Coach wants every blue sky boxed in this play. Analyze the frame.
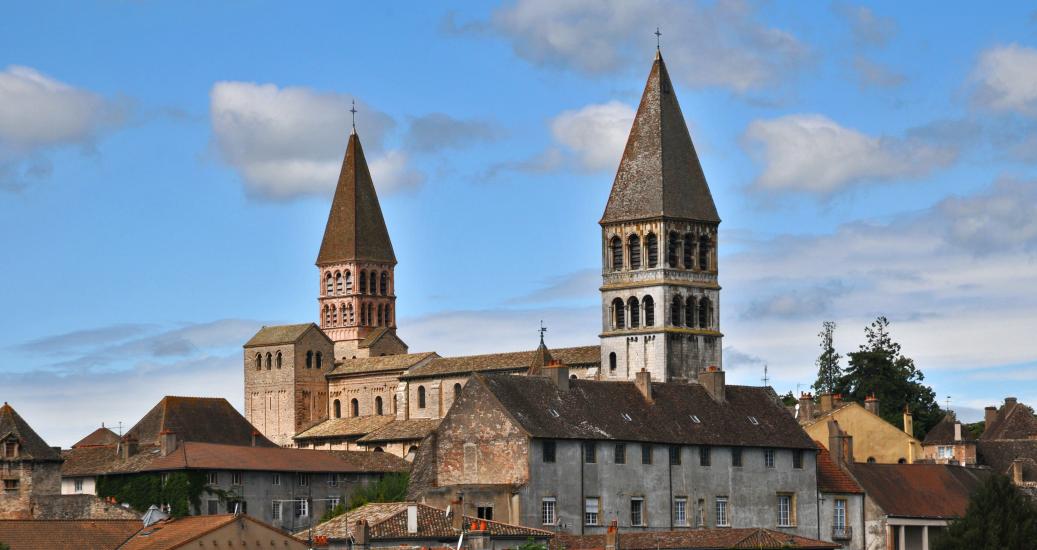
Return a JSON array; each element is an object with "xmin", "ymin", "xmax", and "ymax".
[{"xmin": 3, "ymin": 1, "xmax": 1037, "ymax": 446}]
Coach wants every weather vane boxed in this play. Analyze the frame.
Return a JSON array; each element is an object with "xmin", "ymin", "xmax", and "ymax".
[
  {"xmin": 539, "ymin": 320, "xmax": 547, "ymax": 345},
  {"xmin": 762, "ymin": 364, "xmax": 769, "ymax": 386},
  {"xmin": 655, "ymin": 27, "xmax": 662, "ymax": 51},
  {"xmin": 350, "ymin": 99, "xmax": 358, "ymax": 131}
]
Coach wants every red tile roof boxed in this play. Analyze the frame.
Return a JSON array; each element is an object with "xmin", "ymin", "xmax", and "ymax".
[
  {"xmin": 815, "ymin": 442, "xmax": 863, "ymax": 494},
  {"xmin": 125, "ymin": 396, "xmax": 276, "ymax": 448},
  {"xmin": 118, "ymin": 514, "xmax": 305, "ymax": 550},
  {"xmin": 72, "ymin": 427, "xmax": 122, "ymax": 448},
  {"xmin": 849, "ymin": 463, "xmax": 989, "ymax": 519},
  {"xmin": 307, "ymin": 502, "xmax": 552, "ymax": 541},
  {"xmin": 554, "ymin": 528, "xmax": 839, "ymax": 550},
  {"xmin": 0, "ymin": 519, "xmax": 140, "ymax": 550},
  {"xmin": 142, "ymin": 441, "xmax": 409, "ymax": 473}
]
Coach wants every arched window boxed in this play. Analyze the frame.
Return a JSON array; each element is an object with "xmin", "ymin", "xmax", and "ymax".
[
  {"xmin": 418, "ymin": 386, "xmax": 427, "ymax": 409},
  {"xmin": 323, "ymin": 305, "xmax": 331, "ymax": 327},
  {"xmin": 369, "ymin": 271, "xmax": 377, "ymax": 294},
  {"xmin": 628, "ymin": 297, "xmax": 640, "ymax": 328},
  {"xmin": 671, "ymin": 296, "xmax": 682, "ymax": 326},
  {"xmin": 628, "ymin": 234, "xmax": 641, "ymax": 269},
  {"xmin": 612, "ymin": 298, "xmax": 626, "ymax": 329},
  {"xmin": 376, "ymin": 304, "xmax": 383, "ymax": 327},
  {"xmin": 380, "ymin": 272, "xmax": 388, "ymax": 296},
  {"xmin": 453, "ymin": 383, "xmax": 463, "ymax": 401},
  {"xmin": 698, "ymin": 235, "xmax": 711, "ymax": 271},
  {"xmin": 347, "ymin": 303, "xmax": 354, "ymax": 324},
  {"xmin": 368, "ymin": 304, "xmax": 374, "ymax": 326},
  {"xmin": 643, "ymin": 295, "xmax": 655, "ymax": 327},
  {"xmin": 359, "ymin": 272, "xmax": 367, "ymax": 294},
  {"xmin": 265, "ymin": 352, "xmax": 272, "ymax": 370},
  {"xmin": 335, "ymin": 272, "xmax": 343, "ymax": 294},
  {"xmin": 385, "ymin": 305, "xmax": 392, "ymax": 327},
  {"xmin": 325, "ymin": 272, "xmax": 333, "ymax": 295},
  {"xmin": 683, "ymin": 233, "xmax": 695, "ymax": 268},
  {"xmin": 306, "ymin": 351, "xmax": 313, "ymax": 369},
  {"xmin": 340, "ymin": 304, "xmax": 347, "ymax": 325},
  {"xmin": 333, "ymin": 400, "xmax": 341, "ymax": 418},
  {"xmin": 360, "ymin": 303, "xmax": 367, "ymax": 326},
  {"xmin": 350, "ymin": 399, "xmax": 359, "ymax": 417},
  {"xmin": 646, "ymin": 233, "xmax": 658, "ymax": 268},
  {"xmin": 275, "ymin": 352, "xmax": 282, "ymax": 369},
  {"xmin": 685, "ymin": 297, "xmax": 696, "ymax": 328},
  {"xmin": 698, "ymin": 297, "xmax": 711, "ymax": 329},
  {"xmin": 375, "ymin": 396, "xmax": 383, "ymax": 416},
  {"xmin": 331, "ymin": 306, "xmax": 338, "ymax": 325},
  {"xmin": 610, "ymin": 236, "xmax": 623, "ymax": 271},
  {"xmin": 255, "ymin": 353, "xmax": 262, "ymax": 371},
  {"xmin": 608, "ymin": 352, "xmax": 617, "ymax": 371},
  {"xmin": 316, "ymin": 352, "xmax": 323, "ymax": 370},
  {"xmin": 393, "ymin": 394, "xmax": 398, "ymax": 414},
  {"xmin": 667, "ymin": 232, "xmax": 680, "ymax": 267}
]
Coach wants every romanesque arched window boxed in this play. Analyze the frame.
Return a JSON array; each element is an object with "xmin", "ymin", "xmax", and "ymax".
[
  {"xmin": 671, "ymin": 296, "xmax": 682, "ymax": 326},
  {"xmin": 333, "ymin": 399, "xmax": 341, "ymax": 418},
  {"xmin": 685, "ymin": 297, "xmax": 696, "ymax": 328},
  {"xmin": 646, "ymin": 233, "xmax": 658, "ymax": 268},
  {"xmin": 325, "ymin": 272, "xmax": 333, "ymax": 295},
  {"xmin": 612, "ymin": 298, "xmax": 626, "ymax": 329},
  {"xmin": 345, "ymin": 270, "xmax": 353, "ymax": 292},
  {"xmin": 628, "ymin": 234, "xmax": 641, "ymax": 269},
  {"xmin": 335, "ymin": 271, "xmax": 343, "ymax": 294},
  {"xmin": 255, "ymin": 353, "xmax": 262, "ymax": 371},
  {"xmin": 368, "ymin": 304, "xmax": 374, "ymax": 325},
  {"xmin": 683, "ymin": 233, "xmax": 695, "ymax": 268},
  {"xmin": 609, "ymin": 352, "xmax": 617, "ymax": 371},
  {"xmin": 698, "ymin": 297, "xmax": 711, "ymax": 329},
  {"xmin": 376, "ymin": 304, "xmax": 383, "ymax": 327},
  {"xmin": 453, "ymin": 383, "xmax": 463, "ymax": 401},
  {"xmin": 340, "ymin": 304, "xmax": 347, "ymax": 326},
  {"xmin": 668, "ymin": 232, "xmax": 680, "ymax": 267},
  {"xmin": 265, "ymin": 352, "xmax": 272, "ymax": 370},
  {"xmin": 350, "ymin": 399, "xmax": 359, "ymax": 417},
  {"xmin": 323, "ymin": 305, "xmax": 331, "ymax": 327},
  {"xmin": 331, "ymin": 307, "xmax": 338, "ymax": 325},
  {"xmin": 698, "ymin": 235, "xmax": 711, "ymax": 271},
  {"xmin": 418, "ymin": 386, "xmax": 427, "ymax": 409},
  {"xmin": 359, "ymin": 271, "xmax": 367, "ymax": 294},
  {"xmin": 368, "ymin": 271, "xmax": 377, "ymax": 294},
  {"xmin": 360, "ymin": 303, "xmax": 367, "ymax": 326},
  {"xmin": 610, "ymin": 236, "xmax": 623, "ymax": 271},
  {"xmin": 393, "ymin": 394, "xmax": 398, "ymax": 414},
  {"xmin": 275, "ymin": 352, "xmax": 282, "ymax": 369},
  {"xmin": 643, "ymin": 295, "xmax": 655, "ymax": 327},
  {"xmin": 375, "ymin": 396, "xmax": 383, "ymax": 416},
  {"xmin": 347, "ymin": 303, "xmax": 354, "ymax": 324},
  {"xmin": 628, "ymin": 297, "xmax": 640, "ymax": 328},
  {"xmin": 316, "ymin": 352, "xmax": 323, "ymax": 369},
  {"xmin": 385, "ymin": 305, "xmax": 392, "ymax": 327},
  {"xmin": 306, "ymin": 351, "xmax": 313, "ymax": 369},
  {"xmin": 380, "ymin": 272, "xmax": 388, "ymax": 296}
]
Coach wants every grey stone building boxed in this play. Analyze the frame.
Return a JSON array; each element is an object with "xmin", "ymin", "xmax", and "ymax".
[
  {"xmin": 409, "ymin": 350, "xmax": 820, "ymax": 539},
  {"xmin": 0, "ymin": 402, "xmax": 62, "ymax": 519}
]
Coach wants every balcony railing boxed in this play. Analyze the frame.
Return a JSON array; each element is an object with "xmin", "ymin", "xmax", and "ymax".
[{"xmin": 833, "ymin": 525, "xmax": 853, "ymax": 540}]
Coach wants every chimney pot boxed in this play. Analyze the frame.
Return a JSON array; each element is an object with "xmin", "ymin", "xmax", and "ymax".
[
  {"xmin": 903, "ymin": 408, "xmax": 914, "ymax": 437},
  {"xmin": 819, "ymin": 393, "xmax": 834, "ymax": 413},
  {"xmin": 407, "ymin": 504, "xmax": 418, "ymax": 534},
  {"xmin": 605, "ymin": 520, "xmax": 620, "ymax": 550},
  {"xmin": 697, "ymin": 368, "xmax": 725, "ymax": 402},
  {"xmin": 798, "ymin": 393, "xmax": 815, "ymax": 422},
  {"xmin": 985, "ymin": 406, "xmax": 998, "ymax": 427},
  {"xmin": 635, "ymin": 369, "xmax": 653, "ymax": 402}
]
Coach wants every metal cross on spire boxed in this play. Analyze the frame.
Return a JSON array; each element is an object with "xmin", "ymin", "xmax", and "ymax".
[
  {"xmin": 655, "ymin": 27, "xmax": 662, "ymax": 51},
  {"xmin": 539, "ymin": 320, "xmax": 547, "ymax": 345},
  {"xmin": 349, "ymin": 100, "xmax": 358, "ymax": 132},
  {"xmin": 762, "ymin": 364, "xmax": 770, "ymax": 387}
]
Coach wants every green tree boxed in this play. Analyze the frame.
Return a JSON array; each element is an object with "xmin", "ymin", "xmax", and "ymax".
[
  {"xmin": 517, "ymin": 538, "xmax": 548, "ymax": 550},
  {"xmin": 1, "ymin": 542, "xmax": 10, "ymax": 550},
  {"xmin": 779, "ymin": 391, "xmax": 797, "ymax": 407},
  {"xmin": 835, "ymin": 316, "xmax": 943, "ymax": 438},
  {"xmin": 932, "ymin": 475, "xmax": 1037, "ymax": 550},
  {"xmin": 812, "ymin": 321, "xmax": 842, "ymax": 395},
  {"xmin": 346, "ymin": 473, "xmax": 409, "ymax": 511}
]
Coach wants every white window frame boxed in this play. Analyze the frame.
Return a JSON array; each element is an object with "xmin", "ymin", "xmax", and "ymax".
[
  {"xmin": 715, "ymin": 496, "xmax": 729, "ymax": 527},
  {"xmin": 764, "ymin": 449, "xmax": 775, "ymax": 468},
  {"xmin": 272, "ymin": 501, "xmax": 282, "ymax": 521},
  {"xmin": 834, "ymin": 498, "xmax": 847, "ymax": 530},
  {"xmin": 207, "ymin": 471, "xmax": 218, "ymax": 485},
  {"xmin": 937, "ymin": 445, "xmax": 954, "ymax": 459},
  {"xmin": 295, "ymin": 499, "xmax": 309, "ymax": 518},
  {"xmin": 298, "ymin": 473, "xmax": 309, "ymax": 486},
  {"xmin": 542, "ymin": 497, "xmax": 557, "ymax": 526},
  {"xmin": 585, "ymin": 497, "xmax": 600, "ymax": 526},
  {"xmin": 231, "ymin": 471, "xmax": 243, "ymax": 485},
  {"xmin": 777, "ymin": 494, "xmax": 794, "ymax": 527},
  {"xmin": 631, "ymin": 497, "xmax": 645, "ymax": 526},
  {"xmin": 271, "ymin": 473, "xmax": 280, "ymax": 486},
  {"xmin": 674, "ymin": 497, "xmax": 687, "ymax": 526},
  {"xmin": 73, "ymin": 478, "xmax": 83, "ymax": 493}
]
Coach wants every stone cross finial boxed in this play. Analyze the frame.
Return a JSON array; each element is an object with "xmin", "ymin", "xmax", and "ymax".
[
  {"xmin": 350, "ymin": 100, "xmax": 358, "ymax": 132},
  {"xmin": 655, "ymin": 27, "xmax": 662, "ymax": 50}
]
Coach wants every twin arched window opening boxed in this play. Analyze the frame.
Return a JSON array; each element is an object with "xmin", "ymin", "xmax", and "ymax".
[
  {"xmin": 612, "ymin": 296, "xmax": 656, "ymax": 329},
  {"xmin": 668, "ymin": 295, "xmax": 713, "ymax": 329},
  {"xmin": 610, "ymin": 232, "xmax": 713, "ymax": 272}
]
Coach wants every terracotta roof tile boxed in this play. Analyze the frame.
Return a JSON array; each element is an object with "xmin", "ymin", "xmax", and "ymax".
[
  {"xmin": 72, "ymin": 427, "xmax": 122, "ymax": 448},
  {"xmin": 61, "ymin": 445, "xmax": 162, "ymax": 477},
  {"xmin": 295, "ymin": 415, "xmax": 395, "ymax": 440},
  {"xmin": 243, "ymin": 323, "xmax": 322, "ymax": 347},
  {"xmin": 328, "ymin": 352, "xmax": 438, "ymax": 377},
  {"xmin": 814, "ymin": 442, "xmax": 862, "ymax": 494},
  {"xmin": 848, "ymin": 463, "xmax": 989, "ymax": 519},
  {"xmin": 141, "ymin": 441, "xmax": 409, "ymax": 474},
  {"xmin": 124, "ymin": 396, "xmax": 275, "ymax": 448},
  {"xmin": 554, "ymin": 528, "xmax": 838, "ymax": 550},
  {"xmin": 980, "ymin": 400, "xmax": 1037, "ymax": 441},
  {"xmin": 118, "ymin": 514, "xmax": 305, "ymax": 550},
  {"xmin": 0, "ymin": 402, "xmax": 61, "ymax": 461},
  {"xmin": 401, "ymin": 345, "xmax": 599, "ymax": 380},
  {"xmin": 307, "ymin": 502, "xmax": 551, "ymax": 541},
  {"xmin": 977, "ymin": 440, "xmax": 1037, "ymax": 481},
  {"xmin": 357, "ymin": 419, "xmax": 441, "ymax": 444},
  {"xmin": 923, "ymin": 414, "xmax": 975, "ymax": 445},
  {"xmin": 0, "ymin": 519, "xmax": 140, "ymax": 550}
]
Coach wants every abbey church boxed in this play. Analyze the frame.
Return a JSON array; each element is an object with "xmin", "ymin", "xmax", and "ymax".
[{"xmin": 243, "ymin": 50, "xmax": 724, "ymax": 452}]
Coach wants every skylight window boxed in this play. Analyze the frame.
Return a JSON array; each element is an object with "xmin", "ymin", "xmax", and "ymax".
[
  {"xmin": 747, "ymin": 416, "xmax": 759, "ymax": 425},
  {"xmin": 689, "ymin": 415, "xmax": 701, "ymax": 424},
  {"xmin": 549, "ymin": 409, "xmax": 560, "ymax": 418},
  {"xmin": 621, "ymin": 413, "xmax": 633, "ymax": 422}
]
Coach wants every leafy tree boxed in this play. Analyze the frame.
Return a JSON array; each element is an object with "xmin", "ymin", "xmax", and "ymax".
[
  {"xmin": 964, "ymin": 421, "xmax": 985, "ymax": 440},
  {"xmin": 835, "ymin": 316, "xmax": 943, "ymax": 438},
  {"xmin": 517, "ymin": 538, "xmax": 548, "ymax": 550},
  {"xmin": 1, "ymin": 542, "xmax": 10, "ymax": 550},
  {"xmin": 779, "ymin": 391, "xmax": 797, "ymax": 407},
  {"xmin": 812, "ymin": 321, "xmax": 842, "ymax": 395},
  {"xmin": 347, "ymin": 473, "xmax": 409, "ymax": 510},
  {"xmin": 932, "ymin": 475, "xmax": 1037, "ymax": 550},
  {"xmin": 321, "ymin": 502, "xmax": 347, "ymax": 522}
]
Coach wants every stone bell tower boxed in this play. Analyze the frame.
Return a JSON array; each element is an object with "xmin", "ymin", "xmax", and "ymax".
[{"xmin": 599, "ymin": 50, "xmax": 722, "ymax": 383}]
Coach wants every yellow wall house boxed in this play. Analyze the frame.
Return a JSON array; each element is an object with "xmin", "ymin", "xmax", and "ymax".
[{"xmin": 800, "ymin": 395, "xmax": 922, "ymax": 464}]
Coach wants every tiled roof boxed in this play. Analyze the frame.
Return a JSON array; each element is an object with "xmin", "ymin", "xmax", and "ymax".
[
  {"xmin": 554, "ymin": 528, "xmax": 838, "ymax": 550},
  {"xmin": 141, "ymin": 441, "xmax": 409, "ymax": 474},
  {"xmin": 243, "ymin": 323, "xmax": 321, "ymax": 347},
  {"xmin": 61, "ymin": 444, "xmax": 162, "ymax": 477},
  {"xmin": 923, "ymin": 414, "xmax": 975, "ymax": 446},
  {"xmin": 980, "ymin": 400, "xmax": 1037, "ymax": 441},
  {"xmin": 601, "ymin": 51, "xmax": 719, "ymax": 225},
  {"xmin": 473, "ymin": 375, "xmax": 816, "ymax": 449},
  {"xmin": 294, "ymin": 415, "xmax": 395, "ymax": 440},
  {"xmin": 814, "ymin": 442, "xmax": 863, "ymax": 494},
  {"xmin": 306, "ymin": 502, "xmax": 552, "ymax": 541},
  {"xmin": 317, "ymin": 131, "xmax": 396, "ymax": 265},
  {"xmin": 124, "ymin": 396, "xmax": 275, "ymax": 448},
  {"xmin": 0, "ymin": 402, "xmax": 61, "ymax": 461},
  {"xmin": 977, "ymin": 440, "xmax": 1037, "ymax": 481},
  {"xmin": 0, "ymin": 519, "xmax": 141, "ymax": 550},
  {"xmin": 328, "ymin": 352, "xmax": 438, "ymax": 377},
  {"xmin": 357, "ymin": 419, "xmax": 441, "ymax": 444},
  {"xmin": 31, "ymin": 494, "xmax": 142, "ymax": 520},
  {"xmin": 401, "ymin": 345, "xmax": 600, "ymax": 380},
  {"xmin": 118, "ymin": 514, "xmax": 305, "ymax": 550},
  {"xmin": 73, "ymin": 427, "xmax": 122, "ymax": 448},
  {"xmin": 848, "ymin": 463, "xmax": 989, "ymax": 519}
]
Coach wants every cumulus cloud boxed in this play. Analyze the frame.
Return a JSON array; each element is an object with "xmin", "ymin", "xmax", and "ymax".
[
  {"xmin": 403, "ymin": 113, "xmax": 501, "ymax": 152},
  {"xmin": 853, "ymin": 56, "xmax": 906, "ymax": 89},
  {"xmin": 0, "ymin": 65, "xmax": 129, "ymax": 190},
  {"xmin": 507, "ymin": 268, "xmax": 600, "ymax": 305},
  {"xmin": 831, "ymin": 3, "xmax": 898, "ymax": 47},
  {"xmin": 550, "ymin": 101, "xmax": 635, "ymax": 171},
  {"xmin": 474, "ymin": 0, "xmax": 809, "ymax": 93},
  {"xmin": 743, "ymin": 114, "xmax": 957, "ymax": 193},
  {"xmin": 971, "ymin": 44, "xmax": 1037, "ymax": 116},
  {"xmin": 209, "ymin": 81, "xmax": 422, "ymax": 199}
]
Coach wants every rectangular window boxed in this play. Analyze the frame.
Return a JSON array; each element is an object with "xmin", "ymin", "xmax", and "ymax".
[
  {"xmin": 641, "ymin": 444, "xmax": 653, "ymax": 465},
  {"xmin": 834, "ymin": 499, "xmax": 847, "ymax": 529},
  {"xmin": 542, "ymin": 498, "xmax": 557, "ymax": 525},
  {"xmin": 715, "ymin": 497, "xmax": 729, "ymax": 527},
  {"xmin": 696, "ymin": 499, "xmax": 706, "ymax": 527},
  {"xmin": 3, "ymin": 479, "xmax": 19, "ymax": 492},
  {"xmin": 228, "ymin": 500, "xmax": 246, "ymax": 514},
  {"xmin": 271, "ymin": 473, "xmax": 280, "ymax": 486},
  {"xmin": 764, "ymin": 449, "xmax": 775, "ymax": 468},
  {"xmin": 73, "ymin": 479, "xmax": 83, "ymax": 493},
  {"xmin": 272, "ymin": 501, "xmax": 282, "ymax": 520},
  {"xmin": 207, "ymin": 472, "xmax": 218, "ymax": 485},
  {"xmin": 700, "ymin": 447, "xmax": 711, "ymax": 467},
  {"xmin": 542, "ymin": 441, "xmax": 556, "ymax": 463},
  {"xmin": 477, "ymin": 506, "xmax": 493, "ymax": 520},
  {"xmin": 937, "ymin": 446, "xmax": 954, "ymax": 459},
  {"xmin": 584, "ymin": 442, "xmax": 597, "ymax": 464},
  {"xmin": 585, "ymin": 497, "xmax": 600, "ymax": 526},
  {"xmin": 674, "ymin": 497, "xmax": 687, "ymax": 526},
  {"xmin": 294, "ymin": 499, "xmax": 309, "ymax": 518},
  {"xmin": 614, "ymin": 443, "xmax": 626, "ymax": 464},
  {"xmin": 777, "ymin": 494, "xmax": 795, "ymax": 527},
  {"xmin": 669, "ymin": 445, "xmax": 681, "ymax": 465},
  {"xmin": 207, "ymin": 500, "xmax": 218, "ymax": 515},
  {"xmin": 3, "ymin": 441, "xmax": 17, "ymax": 458},
  {"xmin": 731, "ymin": 447, "xmax": 742, "ymax": 467},
  {"xmin": 298, "ymin": 473, "xmax": 309, "ymax": 486},
  {"xmin": 793, "ymin": 449, "xmax": 803, "ymax": 469},
  {"xmin": 329, "ymin": 497, "xmax": 341, "ymax": 510},
  {"xmin": 630, "ymin": 497, "xmax": 645, "ymax": 526},
  {"xmin": 232, "ymin": 471, "xmax": 243, "ymax": 485}
]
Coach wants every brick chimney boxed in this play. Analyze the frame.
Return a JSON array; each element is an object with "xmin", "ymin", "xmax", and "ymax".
[
  {"xmin": 1006, "ymin": 397, "xmax": 1018, "ymax": 410},
  {"xmin": 698, "ymin": 366, "xmax": 725, "ymax": 403},
  {"xmin": 160, "ymin": 430, "xmax": 177, "ymax": 457},
  {"xmin": 985, "ymin": 406, "xmax": 998, "ymax": 428},
  {"xmin": 118, "ymin": 435, "xmax": 138, "ymax": 459},
  {"xmin": 635, "ymin": 369, "xmax": 653, "ymax": 403},
  {"xmin": 864, "ymin": 394, "xmax": 879, "ymax": 416},
  {"xmin": 902, "ymin": 406, "xmax": 914, "ymax": 436},
  {"xmin": 827, "ymin": 420, "xmax": 854, "ymax": 467},
  {"xmin": 251, "ymin": 429, "xmax": 261, "ymax": 447},
  {"xmin": 954, "ymin": 422, "xmax": 962, "ymax": 442},
  {"xmin": 798, "ymin": 393, "xmax": 814, "ymax": 423},
  {"xmin": 450, "ymin": 498, "xmax": 464, "ymax": 530},
  {"xmin": 605, "ymin": 520, "xmax": 620, "ymax": 550},
  {"xmin": 819, "ymin": 393, "xmax": 834, "ymax": 414},
  {"xmin": 468, "ymin": 520, "xmax": 491, "ymax": 550},
  {"xmin": 833, "ymin": 393, "xmax": 843, "ymax": 409},
  {"xmin": 545, "ymin": 359, "xmax": 569, "ymax": 392},
  {"xmin": 407, "ymin": 504, "xmax": 418, "ymax": 534},
  {"xmin": 353, "ymin": 519, "xmax": 370, "ymax": 550}
]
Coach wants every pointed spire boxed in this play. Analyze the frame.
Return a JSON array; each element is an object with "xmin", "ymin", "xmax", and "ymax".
[
  {"xmin": 528, "ymin": 339, "xmax": 554, "ymax": 376},
  {"xmin": 317, "ymin": 131, "xmax": 396, "ymax": 265},
  {"xmin": 601, "ymin": 51, "xmax": 720, "ymax": 224}
]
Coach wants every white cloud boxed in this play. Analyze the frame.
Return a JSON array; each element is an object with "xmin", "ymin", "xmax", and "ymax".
[
  {"xmin": 853, "ymin": 56, "xmax": 906, "ymax": 89},
  {"xmin": 972, "ymin": 44, "xmax": 1037, "ymax": 116},
  {"xmin": 0, "ymin": 65, "xmax": 128, "ymax": 190},
  {"xmin": 209, "ymin": 81, "xmax": 421, "ymax": 200},
  {"xmin": 744, "ymin": 114, "xmax": 956, "ymax": 193},
  {"xmin": 550, "ymin": 101, "xmax": 635, "ymax": 171},
  {"xmin": 482, "ymin": 0, "xmax": 809, "ymax": 93},
  {"xmin": 403, "ymin": 113, "xmax": 501, "ymax": 152},
  {"xmin": 831, "ymin": 3, "xmax": 897, "ymax": 47}
]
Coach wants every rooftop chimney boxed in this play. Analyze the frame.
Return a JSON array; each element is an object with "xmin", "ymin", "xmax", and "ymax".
[
  {"xmin": 819, "ymin": 393, "xmax": 834, "ymax": 414},
  {"xmin": 407, "ymin": 504, "xmax": 418, "ymax": 534},
  {"xmin": 903, "ymin": 406, "xmax": 914, "ymax": 437},
  {"xmin": 545, "ymin": 359, "xmax": 569, "ymax": 392},
  {"xmin": 118, "ymin": 435, "xmax": 138, "ymax": 460},
  {"xmin": 827, "ymin": 419, "xmax": 854, "ymax": 467},
  {"xmin": 864, "ymin": 394, "xmax": 879, "ymax": 416},
  {"xmin": 798, "ymin": 393, "xmax": 814, "ymax": 423},
  {"xmin": 605, "ymin": 520, "xmax": 620, "ymax": 550},
  {"xmin": 635, "ymin": 369, "xmax": 653, "ymax": 403},
  {"xmin": 160, "ymin": 430, "xmax": 177, "ymax": 457},
  {"xmin": 353, "ymin": 519, "xmax": 370, "ymax": 550},
  {"xmin": 1006, "ymin": 397, "xmax": 1018, "ymax": 409},
  {"xmin": 698, "ymin": 367, "xmax": 725, "ymax": 403},
  {"xmin": 251, "ymin": 429, "xmax": 260, "ymax": 447},
  {"xmin": 450, "ymin": 498, "xmax": 464, "ymax": 530},
  {"xmin": 954, "ymin": 422, "xmax": 963, "ymax": 442},
  {"xmin": 468, "ymin": 519, "xmax": 491, "ymax": 550}
]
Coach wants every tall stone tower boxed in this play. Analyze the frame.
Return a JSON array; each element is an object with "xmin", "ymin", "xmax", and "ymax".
[
  {"xmin": 599, "ymin": 51, "xmax": 722, "ymax": 383},
  {"xmin": 317, "ymin": 129, "xmax": 407, "ymax": 361}
]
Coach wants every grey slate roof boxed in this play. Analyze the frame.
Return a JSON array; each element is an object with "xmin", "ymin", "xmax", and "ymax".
[
  {"xmin": 401, "ymin": 345, "xmax": 599, "ymax": 380},
  {"xmin": 317, "ymin": 131, "xmax": 396, "ymax": 265},
  {"xmin": 980, "ymin": 399, "xmax": 1037, "ymax": 441},
  {"xmin": 601, "ymin": 51, "xmax": 719, "ymax": 225},
  {"xmin": 922, "ymin": 414, "xmax": 974, "ymax": 446},
  {"xmin": 124, "ymin": 396, "xmax": 276, "ymax": 448},
  {"xmin": 474, "ymin": 375, "xmax": 815, "ymax": 449},
  {"xmin": 0, "ymin": 402, "xmax": 61, "ymax": 461},
  {"xmin": 243, "ymin": 323, "xmax": 323, "ymax": 348}
]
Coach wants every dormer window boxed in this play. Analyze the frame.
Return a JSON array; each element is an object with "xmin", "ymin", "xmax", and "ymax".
[
  {"xmin": 621, "ymin": 413, "xmax": 633, "ymax": 422},
  {"xmin": 2, "ymin": 440, "xmax": 16, "ymax": 458},
  {"xmin": 548, "ymin": 409, "xmax": 560, "ymax": 418},
  {"xmin": 747, "ymin": 416, "xmax": 759, "ymax": 425},
  {"xmin": 689, "ymin": 415, "xmax": 701, "ymax": 424}
]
